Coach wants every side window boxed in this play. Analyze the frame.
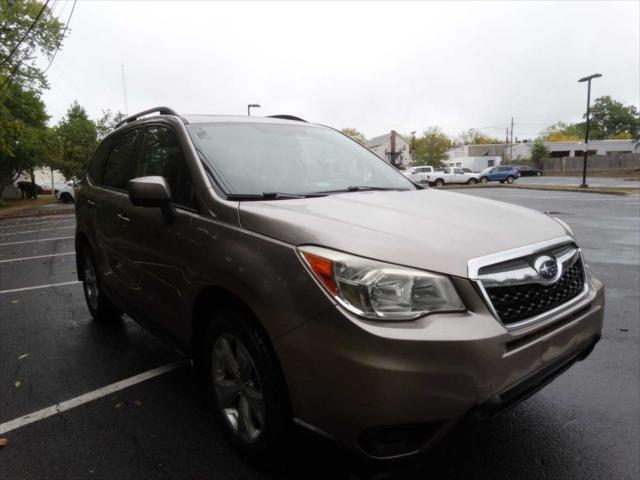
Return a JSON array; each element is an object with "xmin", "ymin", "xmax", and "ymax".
[
  {"xmin": 102, "ymin": 129, "xmax": 141, "ymax": 190},
  {"xmin": 454, "ymin": 168, "xmax": 464, "ymax": 174},
  {"xmin": 88, "ymin": 137, "xmax": 113, "ymax": 184},
  {"xmin": 139, "ymin": 126, "xmax": 196, "ymax": 209}
]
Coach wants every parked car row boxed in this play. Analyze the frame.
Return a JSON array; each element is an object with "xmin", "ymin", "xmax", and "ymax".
[{"xmin": 404, "ymin": 165, "xmax": 522, "ymax": 186}]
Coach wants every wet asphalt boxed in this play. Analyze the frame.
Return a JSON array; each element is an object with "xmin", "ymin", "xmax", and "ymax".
[{"xmin": 0, "ymin": 189, "xmax": 638, "ymax": 480}]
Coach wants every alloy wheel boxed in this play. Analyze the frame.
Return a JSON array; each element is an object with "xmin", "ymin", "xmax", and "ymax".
[
  {"xmin": 212, "ymin": 334, "xmax": 265, "ymax": 444},
  {"xmin": 83, "ymin": 254, "xmax": 99, "ymax": 311}
]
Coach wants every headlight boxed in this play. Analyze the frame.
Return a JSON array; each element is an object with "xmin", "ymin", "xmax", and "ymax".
[
  {"xmin": 552, "ymin": 216, "xmax": 575, "ymax": 238},
  {"xmin": 298, "ymin": 246, "xmax": 465, "ymax": 321}
]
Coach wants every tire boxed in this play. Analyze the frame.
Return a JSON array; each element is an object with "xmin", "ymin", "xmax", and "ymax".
[
  {"xmin": 499, "ymin": 180, "xmax": 505, "ymax": 184},
  {"xmin": 434, "ymin": 178, "xmax": 444, "ymax": 187},
  {"xmin": 79, "ymin": 246, "xmax": 121, "ymax": 322},
  {"xmin": 61, "ymin": 192, "xmax": 74, "ymax": 203},
  {"xmin": 506, "ymin": 176, "xmax": 515, "ymax": 184},
  {"xmin": 200, "ymin": 306, "xmax": 291, "ymax": 460},
  {"xmin": 480, "ymin": 177, "xmax": 488, "ymax": 184},
  {"xmin": 467, "ymin": 178, "xmax": 478, "ymax": 185},
  {"xmin": 537, "ymin": 172, "xmax": 542, "ymax": 176}
]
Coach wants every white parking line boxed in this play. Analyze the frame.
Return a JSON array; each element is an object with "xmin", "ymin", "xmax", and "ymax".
[
  {"xmin": 0, "ymin": 252, "xmax": 76, "ymax": 264},
  {"xmin": 0, "ymin": 361, "xmax": 185, "ymax": 435},
  {"xmin": 0, "ymin": 226, "xmax": 75, "ymax": 236},
  {"xmin": 0, "ymin": 281, "xmax": 81, "ymax": 294},
  {"xmin": 0, "ymin": 236, "xmax": 74, "ymax": 247}
]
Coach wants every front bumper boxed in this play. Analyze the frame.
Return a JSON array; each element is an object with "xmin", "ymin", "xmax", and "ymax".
[{"xmin": 274, "ymin": 273, "xmax": 604, "ymax": 458}]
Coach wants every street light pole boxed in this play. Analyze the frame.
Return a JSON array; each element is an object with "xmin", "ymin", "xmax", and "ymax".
[
  {"xmin": 577, "ymin": 73, "xmax": 602, "ymax": 188},
  {"xmin": 247, "ymin": 104, "xmax": 261, "ymax": 116},
  {"xmin": 410, "ymin": 131, "xmax": 416, "ymax": 164}
]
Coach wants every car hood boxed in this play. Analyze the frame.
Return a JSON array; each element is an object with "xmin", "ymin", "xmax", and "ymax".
[{"xmin": 238, "ymin": 189, "xmax": 568, "ymax": 278}]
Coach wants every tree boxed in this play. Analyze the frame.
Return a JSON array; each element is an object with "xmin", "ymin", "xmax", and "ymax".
[
  {"xmin": 588, "ymin": 96, "xmax": 639, "ymax": 139},
  {"xmin": 54, "ymin": 102, "xmax": 98, "ymax": 179},
  {"xmin": 414, "ymin": 127, "xmax": 451, "ymax": 167},
  {"xmin": 95, "ymin": 109, "xmax": 126, "ymax": 140},
  {"xmin": 340, "ymin": 127, "xmax": 367, "ymax": 145},
  {"xmin": 457, "ymin": 129, "xmax": 501, "ymax": 146},
  {"xmin": 0, "ymin": 0, "xmax": 65, "ymax": 92},
  {"xmin": 0, "ymin": 78, "xmax": 54, "ymax": 199},
  {"xmin": 530, "ymin": 138, "xmax": 549, "ymax": 169}
]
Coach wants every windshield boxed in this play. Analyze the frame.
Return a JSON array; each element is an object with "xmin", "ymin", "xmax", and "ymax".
[{"xmin": 186, "ymin": 123, "xmax": 416, "ymax": 196}]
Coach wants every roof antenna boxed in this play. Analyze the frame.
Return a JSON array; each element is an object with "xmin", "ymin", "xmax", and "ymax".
[{"xmin": 121, "ymin": 62, "xmax": 129, "ymax": 115}]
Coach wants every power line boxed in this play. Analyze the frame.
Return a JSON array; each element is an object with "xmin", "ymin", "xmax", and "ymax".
[
  {"xmin": 0, "ymin": 0, "xmax": 50, "ymax": 68},
  {"xmin": 42, "ymin": 0, "xmax": 76, "ymax": 74}
]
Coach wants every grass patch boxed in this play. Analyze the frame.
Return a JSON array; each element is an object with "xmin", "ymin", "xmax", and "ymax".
[{"xmin": 0, "ymin": 195, "xmax": 58, "ymax": 217}]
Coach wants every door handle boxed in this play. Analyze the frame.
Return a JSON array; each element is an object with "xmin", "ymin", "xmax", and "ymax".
[
  {"xmin": 117, "ymin": 213, "xmax": 130, "ymax": 222},
  {"xmin": 87, "ymin": 199, "xmax": 96, "ymax": 207}
]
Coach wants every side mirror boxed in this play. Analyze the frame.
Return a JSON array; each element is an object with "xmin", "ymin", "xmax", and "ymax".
[{"xmin": 127, "ymin": 176, "xmax": 176, "ymax": 223}]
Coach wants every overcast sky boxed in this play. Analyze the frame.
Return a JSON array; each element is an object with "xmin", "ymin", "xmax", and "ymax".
[{"xmin": 41, "ymin": 0, "xmax": 639, "ymax": 140}]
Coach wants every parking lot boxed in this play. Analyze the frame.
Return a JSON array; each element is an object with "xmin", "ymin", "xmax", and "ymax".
[
  {"xmin": 517, "ymin": 175, "xmax": 640, "ymax": 189},
  {"xmin": 1, "ymin": 189, "xmax": 639, "ymax": 480}
]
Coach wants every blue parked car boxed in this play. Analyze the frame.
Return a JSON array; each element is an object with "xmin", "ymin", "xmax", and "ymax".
[{"xmin": 478, "ymin": 165, "xmax": 520, "ymax": 184}]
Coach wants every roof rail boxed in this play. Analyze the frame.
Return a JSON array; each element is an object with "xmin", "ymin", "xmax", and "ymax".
[
  {"xmin": 267, "ymin": 114, "xmax": 307, "ymax": 123},
  {"xmin": 115, "ymin": 107, "xmax": 179, "ymax": 129}
]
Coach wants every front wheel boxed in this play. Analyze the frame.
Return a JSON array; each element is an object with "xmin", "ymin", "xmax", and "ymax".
[
  {"xmin": 467, "ymin": 178, "xmax": 478, "ymax": 185},
  {"xmin": 480, "ymin": 177, "xmax": 488, "ymax": 184},
  {"xmin": 60, "ymin": 192, "xmax": 74, "ymax": 203},
  {"xmin": 201, "ymin": 307, "xmax": 291, "ymax": 459},
  {"xmin": 434, "ymin": 178, "xmax": 444, "ymax": 187},
  {"xmin": 506, "ymin": 176, "xmax": 515, "ymax": 184},
  {"xmin": 537, "ymin": 171, "xmax": 542, "ymax": 176}
]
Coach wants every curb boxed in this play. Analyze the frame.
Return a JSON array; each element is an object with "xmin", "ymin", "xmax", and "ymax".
[{"xmin": 440, "ymin": 184, "xmax": 635, "ymax": 196}]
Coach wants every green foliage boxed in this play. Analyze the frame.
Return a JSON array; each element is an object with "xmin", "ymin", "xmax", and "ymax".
[
  {"xmin": 542, "ymin": 122, "xmax": 585, "ymax": 141},
  {"xmin": 413, "ymin": 127, "xmax": 451, "ymax": 167},
  {"xmin": 543, "ymin": 96, "xmax": 639, "ymax": 141},
  {"xmin": 588, "ymin": 96, "xmax": 639, "ymax": 139},
  {"xmin": 54, "ymin": 102, "xmax": 98, "ymax": 179},
  {"xmin": 457, "ymin": 129, "xmax": 501, "ymax": 146},
  {"xmin": 0, "ymin": 77, "xmax": 54, "ymax": 198},
  {"xmin": 95, "ymin": 109, "xmax": 126, "ymax": 140},
  {"xmin": 0, "ymin": 0, "xmax": 65, "ymax": 92},
  {"xmin": 530, "ymin": 138, "xmax": 549, "ymax": 169},
  {"xmin": 340, "ymin": 127, "xmax": 367, "ymax": 145}
]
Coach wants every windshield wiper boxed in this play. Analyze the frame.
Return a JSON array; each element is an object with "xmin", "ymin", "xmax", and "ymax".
[
  {"xmin": 226, "ymin": 192, "xmax": 327, "ymax": 201},
  {"xmin": 314, "ymin": 186, "xmax": 410, "ymax": 194}
]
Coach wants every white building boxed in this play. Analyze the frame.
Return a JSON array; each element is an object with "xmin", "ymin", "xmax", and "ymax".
[
  {"xmin": 365, "ymin": 130, "xmax": 411, "ymax": 169},
  {"xmin": 445, "ymin": 156, "xmax": 502, "ymax": 171}
]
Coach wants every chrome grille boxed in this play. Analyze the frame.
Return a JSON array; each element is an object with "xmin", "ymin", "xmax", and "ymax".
[
  {"xmin": 469, "ymin": 239, "xmax": 590, "ymax": 329},
  {"xmin": 485, "ymin": 260, "xmax": 585, "ymax": 325}
]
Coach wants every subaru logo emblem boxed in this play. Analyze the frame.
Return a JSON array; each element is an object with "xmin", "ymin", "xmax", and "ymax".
[{"xmin": 534, "ymin": 256, "xmax": 559, "ymax": 282}]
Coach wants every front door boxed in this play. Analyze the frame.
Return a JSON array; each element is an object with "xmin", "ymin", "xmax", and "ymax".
[{"xmin": 122, "ymin": 124, "xmax": 200, "ymax": 338}]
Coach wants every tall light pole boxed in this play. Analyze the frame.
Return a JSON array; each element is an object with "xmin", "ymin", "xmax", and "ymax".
[
  {"xmin": 247, "ymin": 104, "xmax": 260, "ymax": 116},
  {"xmin": 578, "ymin": 73, "xmax": 602, "ymax": 188},
  {"xmin": 410, "ymin": 131, "xmax": 416, "ymax": 164}
]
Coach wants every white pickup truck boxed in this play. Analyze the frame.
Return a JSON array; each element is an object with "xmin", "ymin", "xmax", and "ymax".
[
  {"xmin": 402, "ymin": 165, "xmax": 435, "ymax": 184},
  {"xmin": 426, "ymin": 167, "xmax": 482, "ymax": 186}
]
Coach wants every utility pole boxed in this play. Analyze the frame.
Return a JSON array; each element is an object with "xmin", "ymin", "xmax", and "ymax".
[
  {"xmin": 121, "ymin": 63, "xmax": 129, "ymax": 115},
  {"xmin": 509, "ymin": 117, "xmax": 514, "ymax": 164},
  {"xmin": 505, "ymin": 127, "xmax": 509, "ymax": 164},
  {"xmin": 410, "ymin": 131, "xmax": 416, "ymax": 164}
]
